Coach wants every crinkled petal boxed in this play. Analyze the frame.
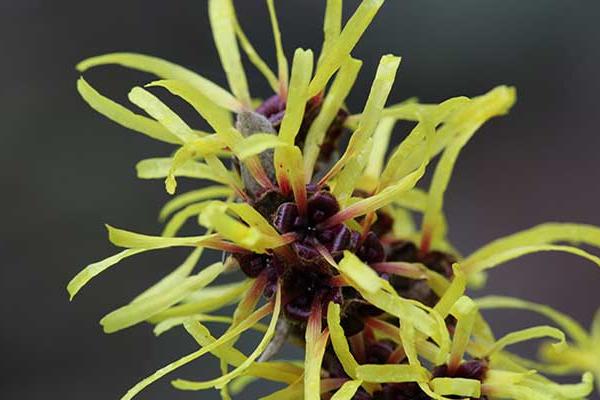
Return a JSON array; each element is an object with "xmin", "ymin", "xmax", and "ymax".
[
  {"xmin": 107, "ymin": 225, "xmax": 219, "ymax": 249},
  {"xmin": 159, "ymin": 185, "xmax": 232, "ymax": 222},
  {"xmin": 132, "ymin": 248, "xmax": 203, "ymax": 303},
  {"xmin": 355, "ymin": 364, "xmax": 429, "ymax": 383},
  {"xmin": 77, "ymin": 52, "xmax": 240, "ymax": 111},
  {"xmin": 319, "ymin": 0, "xmax": 343, "ymax": 64},
  {"xmin": 322, "ymin": 55, "xmax": 401, "ymax": 183},
  {"xmin": 485, "ymin": 325, "xmax": 566, "ymax": 357},
  {"xmin": 303, "ymin": 57, "xmax": 362, "ymax": 178},
  {"xmin": 463, "ymin": 244, "xmax": 600, "ymax": 276},
  {"xmin": 448, "ymin": 296, "xmax": 477, "ymax": 369},
  {"xmin": 330, "ymin": 380, "xmax": 363, "ymax": 400},
  {"xmin": 274, "ymin": 48, "xmax": 313, "ymax": 191},
  {"xmin": 266, "ymin": 0, "xmax": 289, "ymax": 91},
  {"xmin": 467, "ymin": 223, "xmax": 600, "ymax": 265},
  {"xmin": 171, "ymin": 286, "xmax": 282, "ymax": 390},
  {"xmin": 327, "ymin": 302, "xmax": 359, "ymax": 378},
  {"xmin": 233, "ymin": 10, "xmax": 279, "ymax": 92},
  {"xmin": 100, "ymin": 262, "xmax": 225, "ymax": 333},
  {"xmin": 67, "ymin": 248, "xmax": 149, "ymax": 300},
  {"xmin": 208, "ymin": 0, "xmax": 251, "ymax": 106},
  {"xmin": 309, "ymin": 0, "xmax": 384, "ymax": 96},
  {"xmin": 431, "ymin": 377, "xmax": 481, "ymax": 398},
  {"xmin": 421, "ymin": 86, "xmax": 516, "ymax": 249},
  {"xmin": 304, "ymin": 305, "xmax": 330, "ymax": 400},
  {"xmin": 76, "ymin": 78, "xmax": 181, "ymax": 144},
  {"xmin": 136, "ymin": 157, "xmax": 226, "ymax": 184},
  {"xmin": 323, "ymin": 162, "xmax": 425, "ymax": 226},
  {"xmin": 151, "ymin": 281, "xmax": 251, "ymax": 323},
  {"xmin": 128, "ymin": 86, "xmax": 198, "ymax": 143},
  {"xmin": 119, "ymin": 304, "xmax": 272, "ymax": 400},
  {"xmin": 476, "ymin": 295, "xmax": 589, "ymax": 346}
]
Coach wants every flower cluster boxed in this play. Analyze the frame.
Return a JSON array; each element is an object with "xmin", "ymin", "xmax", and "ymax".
[{"xmin": 69, "ymin": 1, "xmax": 600, "ymax": 399}]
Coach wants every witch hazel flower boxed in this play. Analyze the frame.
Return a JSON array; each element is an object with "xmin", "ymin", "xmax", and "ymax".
[{"xmin": 68, "ymin": 0, "xmax": 600, "ymax": 399}]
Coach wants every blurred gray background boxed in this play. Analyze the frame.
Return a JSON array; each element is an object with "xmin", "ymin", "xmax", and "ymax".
[{"xmin": 1, "ymin": 0, "xmax": 599, "ymax": 399}]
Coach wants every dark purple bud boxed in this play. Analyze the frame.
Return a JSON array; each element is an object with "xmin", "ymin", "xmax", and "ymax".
[
  {"xmin": 256, "ymin": 94, "xmax": 286, "ymax": 119},
  {"xmin": 340, "ymin": 313, "xmax": 365, "ymax": 337},
  {"xmin": 317, "ymin": 228, "xmax": 335, "ymax": 243},
  {"xmin": 388, "ymin": 240, "xmax": 418, "ymax": 263},
  {"xmin": 321, "ymin": 286, "xmax": 343, "ymax": 306},
  {"xmin": 263, "ymin": 271, "xmax": 277, "ymax": 299},
  {"xmin": 349, "ymin": 231, "xmax": 361, "ymax": 250},
  {"xmin": 371, "ymin": 210, "xmax": 394, "ymax": 237},
  {"xmin": 378, "ymin": 383, "xmax": 430, "ymax": 400},
  {"xmin": 352, "ymin": 388, "xmax": 373, "ymax": 400},
  {"xmin": 432, "ymin": 359, "xmax": 488, "ymax": 382},
  {"xmin": 358, "ymin": 232, "xmax": 385, "ymax": 263},
  {"xmin": 268, "ymin": 109, "xmax": 286, "ymax": 126},
  {"xmin": 323, "ymin": 353, "xmax": 348, "ymax": 379},
  {"xmin": 456, "ymin": 359, "xmax": 488, "ymax": 381},
  {"xmin": 293, "ymin": 242, "xmax": 321, "ymax": 262},
  {"xmin": 241, "ymin": 254, "xmax": 268, "ymax": 278},
  {"xmin": 273, "ymin": 202, "xmax": 299, "ymax": 233},
  {"xmin": 421, "ymin": 250, "xmax": 456, "ymax": 278},
  {"xmin": 293, "ymin": 215, "xmax": 307, "ymax": 230},
  {"xmin": 284, "ymin": 296, "xmax": 312, "ymax": 321},
  {"xmin": 251, "ymin": 189, "xmax": 289, "ymax": 220},
  {"xmin": 307, "ymin": 191, "xmax": 339, "ymax": 223},
  {"xmin": 327, "ymin": 225, "xmax": 352, "ymax": 253},
  {"xmin": 365, "ymin": 340, "xmax": 395, "ymax": 364},
  {"xmin": 432, "ymin": 364, "xmax": 449, "ymax": 378}
]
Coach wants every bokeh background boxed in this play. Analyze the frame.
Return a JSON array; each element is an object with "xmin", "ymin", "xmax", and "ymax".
[{"xmin": 1, "ymin": 0, "xmax": 599, "ymax": 399}]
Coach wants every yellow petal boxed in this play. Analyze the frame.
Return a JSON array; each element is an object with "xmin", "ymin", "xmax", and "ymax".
[
  {"xmin": 100, "ymin": 262, "xmax": 226, "ymax": 333},
  {"xmin": 119, "ymin": 304, "xmax": 272, "ymax": 400},
  {"xmin": 363, "ymin": 117, "xmax": 395, "ymax": 186},
  {"xmin": 466, "ymin": 223, "xmax": 600, "ymax": 266},
  {"xmin": 159, "ymin": 185, "xmax": 233, "ymax": 222},
  {"xmin": 433, "ymin": 264, "xmax": 466, "ymax": 319},
  {"xmin": 330, "ymin": 380, "xmax": 363, "ymax": 400},
  {"xmin": 448, "ymin": 296, "xmax": 477, "ymax": 369},
  {"xmin": 323, "ymin": 55, "xmax": 401, "ymax": 183},
  {"xmin": 431, "ymin": 378, "xmax": 481, "ymax": 398},
  {"xmin": 234, "ymin": 134, "xmax": 287, "ymax": 160},
  {"xmin": 304, "ymin": 308, "xmax": 329, "ymax": 400},
  {"xmin": 327, "ymin": 302, "xmax": 359, "ymax": 377},
  {"xmin": 355, "ymin": 364, "xmax": 429, "ymax": 383},
  {"xmin": 128, "ymin": 86, "xmax": 198, "ymax": 143},
  {"xmin": 319, "ymin": 0, "xmax": 343, "ymax": 65},
  {"xmin": 462, "ymin": 244, "xmax": 600, "ymax": 276},
  {"xmin": 304, "ymin": 57, "xmax": 362, "ymax": 179},
  {"xmin": 485, "ymin": 325, "xmax": 566, "ymax": 357},
  {"xmin": 309, "ymin": 0, "xmax": 384, "ymax": 96},
  {"xmin": 67, "ymin": 249, "xmax": 148, "ymax": 300},
  {"xmin": 274, "ymin": 145, "xmax": 308, "ymax": 212},
  {"xmin": 421, "ymin": 86, "xmax": 516, "ymax": 249},
  {"xmin": 278, "ymin": 48, "xmax": 314, "ymax": 144},
  {"xmin": 135, "ymin": 157, "xmax": 226, "ymax": 184},
  {"xmin": 336, "ymin": 251, "xmax": 383, "ymax": 294},
  {"xmin": 208, "ymin": 0, "xmax": 251, "ymax": 106},
  {"xmin": 475, "ymin": 295, "xmax": 589, "ymax": 346},
  {"xmin": 76, "ymin": 78, "xmax": 181, "ymax": 144},
  {"xmin": 151, "ymin": 281, "xmax": 251, "ymax": 323},
  {"xmin": 378, "ymin": 97, "xmax": 470, "ymax": 189},
  {"xmin": 171, "ymin": 286, "xmax": 282, "ymax": 390},
  {"xmin": 107, "ymin": 225, "xmax": 218, "ymax": 250},
  {"xmin": 266, "ymin": 0, "xmax": 289, "ymax": 91},
  {"xmin": 233, "ymin": 11, "xmax": 279, "ymax": 92},
  {"xmin": 132, "ymin": 248, "xmax": 203, "ymax": 303},
  {"xmin": 77, "ymin": 52, "xmax": 241, "ymax": 111},
  {"xmin": 323, "ymin": 162, "xmax": 425, "ymax": 226}
]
